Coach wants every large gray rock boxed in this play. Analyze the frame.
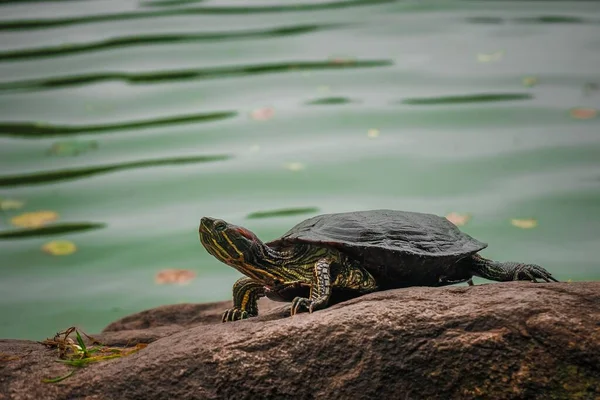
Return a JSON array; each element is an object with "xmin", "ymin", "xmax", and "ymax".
[{"xmin": 1, "ymin": 282, "xmax": 599, "ymax": 400}]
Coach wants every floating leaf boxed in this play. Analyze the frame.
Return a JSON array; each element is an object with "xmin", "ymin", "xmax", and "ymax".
[
  {"xmin": 155, "ymin": 269, "xmax": 196, "ymax": 285},
  {"xmin": 11, "ymin": 211, "xmax": 58, "ymax": 228},
  {"xmin": 250, "ymin": 107, "xmax": 275, "ymax": 121},
  {"xmin": 247, "ymin": 207, "xmax": 319, "ymax": 219},
  {"xmin": 0, "ymin": 198, "xmax": 24, "ymax": 210},
  {"xmin": 510, "ymin": 218, "xmax": 538, "ymax": 229},
  {"xmin": 284, "ymin": 162, "xmax": 305, "ymax": 172},
  {"xmin": 445, "ymin": 212, "xmax": 472, "ymax": 226},
  {"xmin": 476, "ymin": 50, "xmax": 504, "ymax": 63},
  {"xmin": 47, "ymin": 140, "xmax": 98, "ymax": 157},
  {"xmin": 42, "ymin": 240, "xmax": 77, "ymax": 256},
  {"xmin": 569, "ymin": 108, "xmax": 597, "ymax": 120},
  {"xmin": 522, "ymin": 76, "xmax": 538, "ymax": 87},
  {"xmin": 367, "ymin": 128, "xmax": 380, "ymax": 139}
]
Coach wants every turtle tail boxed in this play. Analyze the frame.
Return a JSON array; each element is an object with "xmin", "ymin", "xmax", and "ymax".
[{"xmin": 469, "ymin": 254, "xmax": 559, "ymax": 283}]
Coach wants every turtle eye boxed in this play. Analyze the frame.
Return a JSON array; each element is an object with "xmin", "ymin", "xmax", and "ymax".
[{"xmin": 214, "ymin": 220, "xmax": 227, "ymax": 232}]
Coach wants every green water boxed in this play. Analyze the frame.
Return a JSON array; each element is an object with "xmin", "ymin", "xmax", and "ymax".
[{"xmin": 1, "ymin": 0, "xmax": 599, "ymax": 340}]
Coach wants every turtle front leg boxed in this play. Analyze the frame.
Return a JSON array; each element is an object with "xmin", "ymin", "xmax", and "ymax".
[
  {"xmin": 222, "ymin": 277, "xmax": 266, "ymax": 323},
  {"xmin": 290, "ymin": 258, "xmax": 332, "ymax": 316}
]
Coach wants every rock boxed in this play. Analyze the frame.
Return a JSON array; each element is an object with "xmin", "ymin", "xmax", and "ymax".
[{"xmin": 1, "ymin": 282, "xmax": 599, "ymax": 400}]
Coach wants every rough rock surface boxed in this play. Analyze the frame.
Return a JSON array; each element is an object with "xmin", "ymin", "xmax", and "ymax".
[{"xmin": 1, "ymin": 282, "xmax": 599, "ymax": 400}]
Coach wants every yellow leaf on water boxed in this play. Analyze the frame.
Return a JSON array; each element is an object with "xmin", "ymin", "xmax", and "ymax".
[
  {"xmin": 569, "ymin": 108, "xmax": 597, "ymax": 120},
  {"xmin": 510, "ymin": 218, "xmax": 538, "ymax": 229},
  {"xmin": 42, "ymin": 240, "xmax": 76, "ymax": 256},
  {"xmin": 0, "ymin": 198, "xmax": 24, "ymax": 210},
  {"xmin": 367, "ymin": 129, "xmax": 380, "ymax": 139},
  {"xmin": 445, "ymin": 212, "xmax": 472, "ymax": 226},
  {"xmin": 477, "ymin": 50, "xmax": 504, "ymax": 63},
  {"xmin": 522, "ymin": 76, "xmax": 538, "ymax": 87},
  {"xmin": 155, "ymin": 269, "xmax": 196, "ymax": 285},
  {"xmin": 284, "ymin": 162, "xmax": 305, "ymax": 172},
  {"xmin": 10, "ymin": 211, "xmax": 58, "ymax": 228},
  {"xmin": 250, "ymin": 107, "xmax": 275, "ymax": 121}
]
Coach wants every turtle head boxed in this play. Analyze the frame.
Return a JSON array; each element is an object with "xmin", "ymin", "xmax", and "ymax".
[{"xmin": 199, "ymin": 217, "xmax": 274, "ymax": 282}]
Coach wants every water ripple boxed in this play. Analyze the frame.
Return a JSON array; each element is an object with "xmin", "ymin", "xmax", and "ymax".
[
  {"xmin": 400, "ymin": 93, "xmax": 534, "ymax": 105},
  {"xmin": 466, "ymin": 16, "xmax": 599, "ymax": 25},
  {"xmin": 0, "ymin": 60, "xmax": 393, "ymax": 93},
  {"xmin": 246, "ymin": 207, "xmax": 320, "ymax": 219},
  {"xmin": 0, "ymin": 0, "xmax": 393, "ymax": 31},
  {"xmin": 0, "ymin": 111, "xmax": 236, "ymax": 138},
  {"xmin": 0, "ymin": 23, "xmax": 344, "ymax": 62},
  {"xmin": 306, "ymin": 97, "xmax": 355, "ymax": 105},
  {"xmin": 0, "ymin": 222, "xmax": 106, "ymax": 240},
  {"xmin": 0, "ymin": 154, "xmax": 231, "ymax": 187}
]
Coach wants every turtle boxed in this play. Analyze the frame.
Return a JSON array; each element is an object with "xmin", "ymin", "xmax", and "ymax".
[{"xmin": 198, "ymin": 209, "xmax": 558, "ymax": 322}]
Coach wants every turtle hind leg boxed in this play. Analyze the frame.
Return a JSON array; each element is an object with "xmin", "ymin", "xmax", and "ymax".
[
  {"xmin": 468, "ymin": 254, "xmax": 559, "ymax": 283},
  {"xmin": 222, "ymin": 277, "xmax": 266, "ymax": 323}
]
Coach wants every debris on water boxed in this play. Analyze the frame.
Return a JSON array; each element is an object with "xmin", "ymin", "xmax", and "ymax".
[
  {"xmin": 445, "ymin": 212, "xmax": 472, "ymax": 226},
  {"xmin": 569, "ymin": 108, "xmax": 597, "ymax": 120},
  {"xmin": 329, "ymin": 57, "xmax": 355, "ymax": 65},
  {"xmin": 476, "ymin": 50, "xmax": 504, "ymax": 63},
  {"xmin": 583, "ymin": 83, "xmax": 599, "ymax": 97},
  {"xmin": 510, "ymin": 218, "xmax": 538, "ymax": 229},
  {"xmin": 247, "ymin": 207, "xmax": 320, "ymax": 219},
  {"xmin": 367, "ymin": 128, "xmax": 380, "ymax": 139},
  {"xmin": 248, "ymin": 144, "xmax": 260, "ymax": 153},
  {"xmin": 10, "ymin": 211, "xmax": 58, "ymax": 228},
  {"xmin": 42, "ymin": 240, "xmax": 77, "ymax": 256},
  {"xmin": 155, "ymin": 269, "xmax": 196, "ymax": 285},
  {"xmin": 250, "ymin": 107, "xmax": 275, "ymax": 121},
  {"xmin": 47, "ymin": 140, "xmax": 98, "ymax": 157},
  {"xmin": 318, "ymin": 85, "xmax": 331, "ymax": 94},
  {"xmin": 522, "ymin": 76, "xmax": 538, "ymax": 87},
  {"xmin": 284, "ymin": 162, "xmax": 305, "ymax": 172},
  {"xmin": 0, "ymin": 198, "xmax": 24, "ymax": 210}
]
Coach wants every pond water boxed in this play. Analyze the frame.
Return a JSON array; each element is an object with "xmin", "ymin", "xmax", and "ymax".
[{"xmin": 0, "ymin": 0, "xmax": 599, "ymax": 340}]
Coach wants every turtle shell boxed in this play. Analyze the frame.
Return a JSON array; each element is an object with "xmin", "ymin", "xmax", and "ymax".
[{"xmin": 267, "ymin": 210, "xmax": 487, "ymax": 285}]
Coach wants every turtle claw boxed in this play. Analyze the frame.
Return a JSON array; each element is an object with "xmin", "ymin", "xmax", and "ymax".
[
  {"xmin": 512, "ymin": 264, "xmax": 559, "ymax": 283},
  {"xmin": 221, "ymin": 308, "xmax": 251, "ymax": 323},
  {"xmin": 290, "ymin": 297, "xmax": 313, "ymax": 316}
]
